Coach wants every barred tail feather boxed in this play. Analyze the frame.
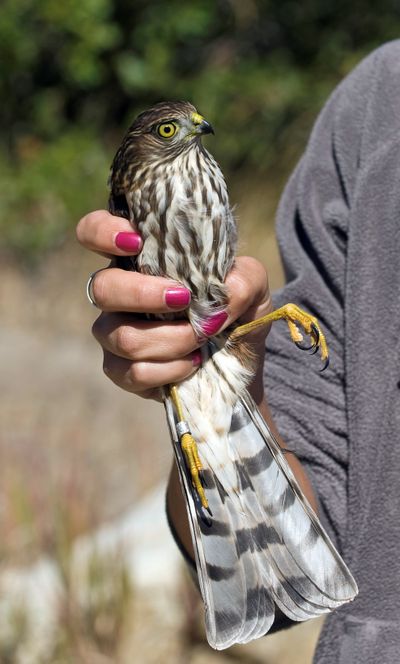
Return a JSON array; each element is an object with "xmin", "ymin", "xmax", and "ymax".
[
  {"xmin": 230, "ymin": 395, "xmax": 358, "ymax": 610},
  {"xmin": 164, "ymin": 392, "xmax": 357, "ymax": 651},
  {"xmin": 164, "ymin": 396, "xmax": 275, "ymax": 649}
]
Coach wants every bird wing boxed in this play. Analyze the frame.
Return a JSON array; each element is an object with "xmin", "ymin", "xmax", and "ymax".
[{"xmin": 164, "ymin": 391, "xmax": 358, "ymax": 650}]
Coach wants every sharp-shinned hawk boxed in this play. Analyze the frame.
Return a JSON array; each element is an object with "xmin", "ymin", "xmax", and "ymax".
[{"xmin": 107, "ymin": 101, "xmax": 357, "ymax": 650}]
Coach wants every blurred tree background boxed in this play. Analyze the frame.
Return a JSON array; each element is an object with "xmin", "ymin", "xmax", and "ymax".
[{"xmin": 1, "ymin": 0, "xmax": 400, "ymax": 261}]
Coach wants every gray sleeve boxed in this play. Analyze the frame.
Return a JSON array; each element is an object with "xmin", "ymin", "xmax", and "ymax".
[{"xmin": 263, "ymin": 43, "xmax": 393, "ymax": 552}]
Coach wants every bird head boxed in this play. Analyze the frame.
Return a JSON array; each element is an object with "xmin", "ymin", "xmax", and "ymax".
[
  {"xmin": 111, "ymin": 101, "xmax": 214, "ymax": 179},
  {"xmin": 131, "ymin": 100, "xmax": 213, "ymax": 145}
]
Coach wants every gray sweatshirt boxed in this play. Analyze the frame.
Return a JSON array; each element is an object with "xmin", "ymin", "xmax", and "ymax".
[{"xmin": 265, "ymin": 41, "xmax": 400, "ymax": 663}]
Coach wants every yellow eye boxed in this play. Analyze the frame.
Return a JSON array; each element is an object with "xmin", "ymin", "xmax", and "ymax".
[{"xmin": 157, "ymin": 122, "xmax": 177, "ymax": 139}]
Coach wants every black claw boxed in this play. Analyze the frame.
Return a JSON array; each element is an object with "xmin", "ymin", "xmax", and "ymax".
[
  {"xmin": 296, "ymin": 323, "xmax": 321, "ymax": 352},
  {"xmin": 193, "ymin": 491, "xmax": 205, "ymax": 518},
  {"xmin": 191, "ymin": 484, "xmax": 213, "ymax": 525},
  {"xmin": 320, "ymin": 356, "xmax": 330, "ymax": 372},
  {"xmin": 310, "ymin": 323, "xmax": 320, "ymax": 345},
  {"xmin": 196, "ymin": 497, "xmax": 213, "ymax": 526},
  {"xmin": 200, "ymin": 510, "xmax": 213, "ymax": 527},
  {"xmin": 295, "ymin": 340, "xmax": 315, "ymax": 352},
  {"xmin": 199, "ymin": 469, "xmax": 208, "ymax": 488},
  {"xmin": 295, "ymin": 324, "xmax": 320, "ymax": 352}
]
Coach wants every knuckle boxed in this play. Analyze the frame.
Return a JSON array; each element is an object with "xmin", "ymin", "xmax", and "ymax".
[
  {"xmin": 115, "ymin": 325, "xmax": 136, "ymax": 357},
  {"xmin": 243, "ymin": 257, "xmax": 269, "ymax": 292},
  {"xmin": 237, "ymin": 256, "xmax": 268, "ymax": 281},
  {"xmin": 128, "ymin": 362, "xmax": 147, "ymax": 389},
  {"xmin": 254, "ymin": 262, "xmax": 269, "ymax": 291}
]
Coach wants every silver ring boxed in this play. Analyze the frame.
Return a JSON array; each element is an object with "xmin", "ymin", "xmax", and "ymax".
[
  {"xmin": 86, "ymin": 268, "xmax": 108, "ymax": 308},
  {"xmin": 176, "ymin": 420, "xmax": 191, "ymax": 438}
]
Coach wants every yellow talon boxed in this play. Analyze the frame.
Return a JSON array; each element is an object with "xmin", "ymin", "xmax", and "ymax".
[
  {"xmin": 229, "ymin": 303, "xmax": 329, "ymax": 367},
  {"xmin": 169, "ymin": 384, "xmax": 209, "ymax": 509},
  {"xmin": 181, "ymin": 432, "xmax": 208, "ymax": 508},
  {"xmin": 287, "ymin": 319, "xmax": 304, "ymax": 344}
]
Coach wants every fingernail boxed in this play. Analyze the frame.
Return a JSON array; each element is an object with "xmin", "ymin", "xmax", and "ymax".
[
  {"xmin": 200, "ymin": 311, "xmax": 228, "ymax": 337},
  {"xmin": 192, "ymin": 349, "xmax": 202, "ymax": 367},
  {"xmin": 165, "ymin": 287, "xmax": 191, "ymax": 309},
  {"xmin": 115, "ymin": 232, "xmax": 142, "ymax": 253}
]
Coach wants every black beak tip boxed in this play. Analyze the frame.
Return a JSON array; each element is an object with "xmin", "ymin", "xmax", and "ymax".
[{"xmin": 200, "ymin": 120, "xmax": 214, "ymax": 135}]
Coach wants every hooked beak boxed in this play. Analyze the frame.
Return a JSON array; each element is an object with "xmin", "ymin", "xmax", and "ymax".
[
  {"xmin": 198, "ymin": 119, "xmax": 214, "ymax": 135},
  {"xmin": 192, "ymin": 112, "xmax": 215, "ymax": 136}
]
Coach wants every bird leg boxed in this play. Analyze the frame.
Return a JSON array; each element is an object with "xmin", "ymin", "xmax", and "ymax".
[
  {"xmin": 229, "ymin": 303, "xmax": 329, "ymax": 370},
  {"xmin": 169, "ymin": 385, "xmax": 209, "ymax": 510}
]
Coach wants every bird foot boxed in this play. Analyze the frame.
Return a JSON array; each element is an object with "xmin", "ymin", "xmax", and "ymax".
[
  {"xmin": 169, "ymin": 385, "xmax": 209, "ymax": 509},
  {"xmin": 229, "ymin": 303, "xmax": 329, "ymax": 370},
  {"xmin": 180, "ymin": 431, "xmax": 209, "ymax": 509}
]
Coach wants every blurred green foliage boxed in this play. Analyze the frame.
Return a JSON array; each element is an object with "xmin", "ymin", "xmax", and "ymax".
[{"xmin": 1, "ymin": 0, "xmax": 400, "ymax": 259}]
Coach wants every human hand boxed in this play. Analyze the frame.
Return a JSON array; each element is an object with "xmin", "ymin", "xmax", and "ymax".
[{"xmin": 76, "ymin": 210, "xmax": 272, "ymax": 402}]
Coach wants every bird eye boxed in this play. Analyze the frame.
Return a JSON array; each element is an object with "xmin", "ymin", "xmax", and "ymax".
[{"xmin": 157, "ymin": 122, "xmax": 177, "ymax": 139}]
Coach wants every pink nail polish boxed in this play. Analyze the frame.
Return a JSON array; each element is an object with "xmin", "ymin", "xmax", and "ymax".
[
  {"xmin": 200, "ymin": 311, "xmax": 228, "ymax": 337},
  {"xmin": 165, "ymin": 287, "xmax": 191, "ymax": 309},
  {"xmin": 115, "ymin": 232, "xmax": 142, "ymax": 253},
  {"xmin": 192, "ymin": 349, "xmax": 202, "ymax": 367}
]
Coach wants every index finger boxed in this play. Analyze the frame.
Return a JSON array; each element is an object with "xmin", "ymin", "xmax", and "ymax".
[
  {"xmin": 76, "ymin": 209, "xmax": 142, "ymax": 257},
  {"xmin": 91, "ymin": 268, "xmax": 192, "ymax": 314}
]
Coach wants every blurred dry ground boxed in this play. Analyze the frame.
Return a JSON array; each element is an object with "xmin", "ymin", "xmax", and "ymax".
[{"xmin": 0, "ymin": 181, "xmax": 323, "ymax": 662}]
